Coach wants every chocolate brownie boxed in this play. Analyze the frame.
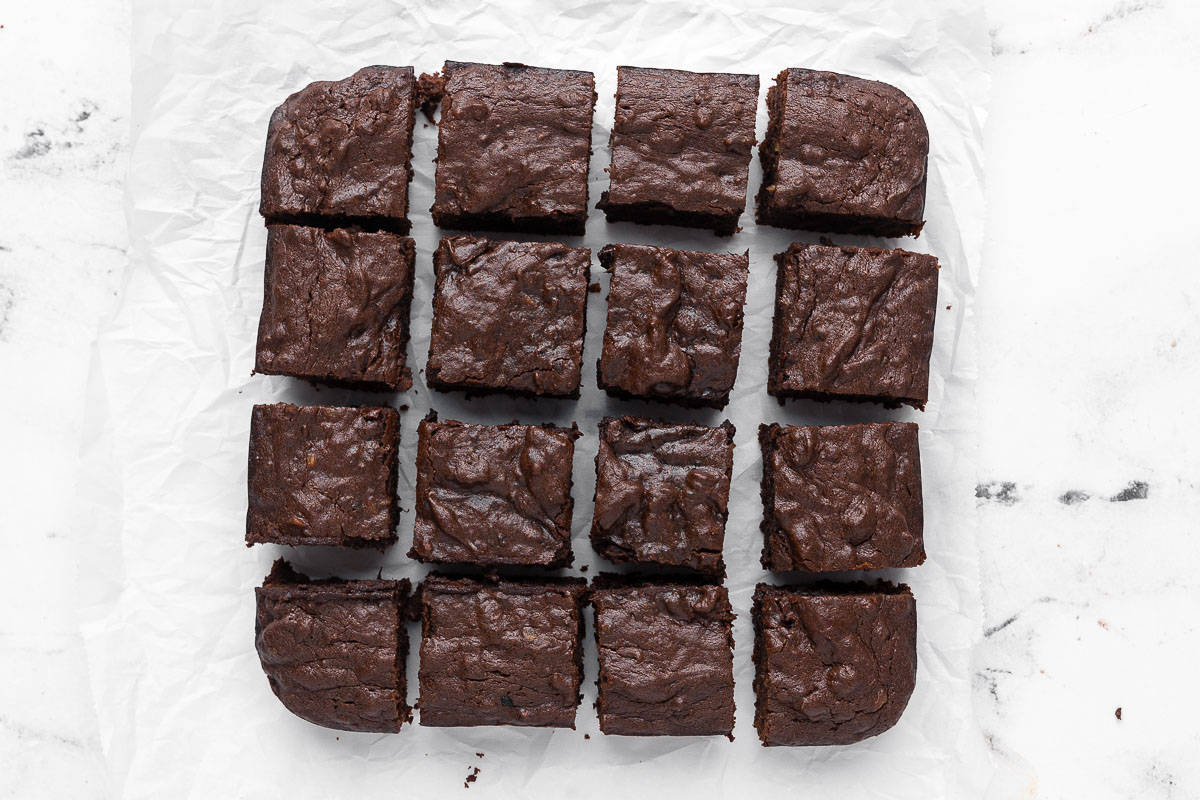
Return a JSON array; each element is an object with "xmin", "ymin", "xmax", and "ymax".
[
  {"xmin": 759, "ymin": 423, "xmax": 924, "ymax": 572},
  {"xmin": 431, "ymin": 61, "xmax": 596, "ymax": 235},
  {"xmin": 752, "ymin": 582, "xmax": 917, "ymax": 746},
  {"xmin": 591, "ymin": 416, "xmax": 734, "ymax": 576},
  {"xmin": 592, "ymin": 578, "xmax": 735, "ymax": 737},
  {"xmin": 426, "ymin": 235, "xmax": 590, "ymax": 398},
  {"xmin": 768, "ymin": 242, "xmax": 939, "ymax": 409},
  {"xmin": 254, "ymin": 225, "xmax": 416, "ymax": 391},
  {"xmin": 246, "ymin": 403, "xmax": 398, "ymax": 548},
  {"xmin": 597, "ymin": 244, "xmax": 749, "ymax": 408},
  {"xmin": 417, "ymin": 575, "xmax": 587, "ymax": 728},
  {"xmin": 408, "ymin": 413, "xmax": 579, "ymax": 567},
  {"xmin": 597, "ymin": 67, "xmax": 758, "ymax": 235},
  {"xmin": 757, "ymin": 69, "xmax": 929, "ymax": 237},
  {"xmin": 255, "ymin": 559, "xmax": 411, "ymax": 733},
  {"xmin": 260, "ymin": 66, "xmax": 416, "ymax": 233}
]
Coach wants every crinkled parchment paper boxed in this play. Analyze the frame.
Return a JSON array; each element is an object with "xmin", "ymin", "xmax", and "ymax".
[{"xmin": 79, "ymin": 0, "xmax": 993, "ymax": 796}]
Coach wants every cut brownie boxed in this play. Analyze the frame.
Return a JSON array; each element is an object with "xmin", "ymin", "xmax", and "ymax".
[
  {"xmin": 597, "ymin": 67, "xmax": 758, "ymax": 235},
  {"xmin": 752, "ymin": 582, "xmax": 917, "ymax": 746},
  {"xmin": 417, "ymin": 575, "xmax": 587, "ymax": 728},
  {"xmin": 260, "ymin": 66, "xmax": 416, "ymax": 233},
  {"xmin": 246, "ymin": 403, "xmax": 398, "ymax": 548},
  {"xmin": 759, "ymin": 423, "xmax": 924, "ymax": 572},
  {"xmin": 431, "ymin": 61, "xmax": 596, "ymax": 235},
  {"xmin": 408, "ymin": 413, "xmax": 580, "ymax": 567},
  {"xmin": 597, "ymin": 244, "xmax": 749, "ymax": 408},
  {"xmin": 254, "ymin": 224, "xmax": 416, "ymax": 392},
  {"xmin": 591, "ymin": 416, "xmax": 734, "ymax": 576},
  {"xmin": 757, "ymin": 68, "xmax": 929, "ymax": 237},
  {"xmin": 592, "ymin": 578, "xmax": 735, "ymax": 737},
  {"xmin": 255, "ymin": 559, "xmax": 411, "ymax": 733},
  {"xmin": 768, "ymin": 242, "xmax": 939, "ymax": 409},
  {"xmin": 426, "ymin": 235, "xmax": 590, "ymax": 398}
]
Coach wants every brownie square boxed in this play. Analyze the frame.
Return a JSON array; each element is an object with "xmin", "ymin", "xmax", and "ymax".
[
  {"xmin": 592, "ymin": 579, "xmax": 735, "ymax": 737},
  {"xmin": 246, "ymin": 403, "xmax": 398, "ymax": 548},
  {"xmin": 431, "ymin": 61, "xmax": 596, "ymax": 235},
  {"xmin": 260, "ymin": 66, "xmax": 416, "ymax": 233},
  {"xmin": 759, "ymin": 423, "xmax": 924, "ymax": 573},
  {"xmin": 598, "ymin": 67, "xmax": 758, "ymax": 235},
  {"xmin": 591, "ymin": 416, "xmax": 735, "ymax": 576},
  {"xmin": 255, "ymin": 559, "xmax": 411, "ymax": 733},
  {"xmin": 426, "ymin": 235, "xmax": 590, "ymax": 398},
  {"xmin": 254, "ymin": 225, "xmax": 416, "ymax": 391},
  {"xmin": 768, "ymin": 242, "xmax": 939, "ymax": 409},
  {"xmin": 757, "ymin": 69, "xmax": 929, "ymax": 238},
  {"xmin": 417, "ymin": 575, "xmax": 587, "ymax": 728},
  {"xmin": 408, "ymin": 413, "xmax": 579, "ymax": 567},
  {"xmin": 752, "ymin": 582, "xmax": 917, "ymax": 746},
  {"xmin": 597, "ymin": 244, "xmax": 749, "ymax": 408}
]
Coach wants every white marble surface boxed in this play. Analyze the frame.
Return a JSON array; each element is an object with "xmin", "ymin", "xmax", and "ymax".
[{"xmin": 2, "ymin": 0, "xmax": 1198, "ymax": 797}]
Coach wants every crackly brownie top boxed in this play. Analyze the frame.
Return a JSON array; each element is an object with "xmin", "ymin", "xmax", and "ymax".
[
  {"xmin": 592, "ymin": 581, "xmax": 735, "ymax": 736},
  {"xmin": 260, "ymin": 66, "xmax": 415, "ymax": 224},
  {"xmin": 598, "ymin": 244, "xmax": 748, "ymax": 405},
  {"xmin": 255, "ymin": 225, "xmax": 415, "ymax": 391},
  {"xmin": 606, "ymin": 67, "xmax": 758, "ymax": 216},
  {"xmin": 765, "ymin": 69, "xmax": 928, "ymax": 226},
  {"xmin": 753, "ymin": 583, "xmax": 916, "ymax": 746},
  {"xmin": 771, "ymin": 242, "xmax": 939, "ymax": 406},
  {"xmin": 246, "ymin": 403, "xmax": 398, "ymax": 547},
  {"xmin": 255, "ymin": 560, "xmax": 410, "ymax": 733},
  {"xmin": 418, "ymin": 575, "xmax": 587, "ymax": 728},
  {"xmin": 427, "ymin": 235, "xmax": 590, "ymax": 396},
  {"xmin": 761, "ymin": 423, "xmax": 924, "ymax": 572},
  {"xmin": 592, "ymin": 416, "xmax": 734, "ymax": 574},
  {"xmin": 433, "ymin": 62, "xmax": 595, "ymax": 222},
  {"xmin": 410, "ymin": 416, "xmax": 578, "ymax": 566}
]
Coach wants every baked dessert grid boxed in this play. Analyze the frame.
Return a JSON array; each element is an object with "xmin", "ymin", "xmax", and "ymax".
[{"xmin": 248, "ymin": 62, "xmax": 946, "ymax": 747}]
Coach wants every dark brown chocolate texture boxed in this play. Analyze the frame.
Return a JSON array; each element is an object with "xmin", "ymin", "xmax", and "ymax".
[
  {"xmin": 768, "ymin": 242, "xmax": 939, "ymax": 409},
  {"xmin": 254, "ymin": 559, "xmax": 411, "ymax": 733},
  {"xmin": 426, "ymin": 235, "xmax": 590, "ymax": 398},
  {"xmin": 254, "ymin": 224, "xmax": 416, "ymax": 392},
  {"xmin": 246, "ymin": 403, "xmax": 398, "ymax": 548},
  {"xmin": 592, "ymin": 580, "xmax": 735, "ymax": 737},
  {"xmin": 260, "ymin": 66, "xmax": 417, "ymax": 233},
  {"xmin": 759, "ymin": 423, "xmax": 924, "ymax": 573},
  {"xmin": 591, "ymin": 416, "xmax": 734, "ymax": 576},
  {"xmin": 752, "ymin": 583, "xmax": 917, "ymax": 746},
  {"xmin": 597, "ymin": 244, "xmax": 748, "ymax": 408},
  {"xmin": 757, "ymin": 68, "xmax": 929, "ymax": 237},
  {"xmin": 431, "ymin": 61, "xmax": 596, "ymax": 235},
  {"xmin": 417, "ymin": 575, "xmax": 587, "ymax": 728},
  {"xmin": 598, "ymin": 67, "xmax": 758, "ymax": 235},
  {"xmin": 409, "ymin": 414, "xmax": 579, "ymax": 567}
]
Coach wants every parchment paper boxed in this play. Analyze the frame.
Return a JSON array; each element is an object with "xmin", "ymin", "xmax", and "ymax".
[{"xmin": 79, "ymin": 1, "xmax": 994, "ymax": 796}]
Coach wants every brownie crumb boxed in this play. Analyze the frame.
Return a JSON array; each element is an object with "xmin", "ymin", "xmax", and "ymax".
[
  {"xmin": 580, "ymin": 565, "xmax": 589, "ymax": 573},
  {"xmin": 588, "ymin": 282, "xmax": 601, "ymax": 293},
  {"xmin": 1115, "ymin": 707, "xmax": 1122, "ymax": 720},
  {"xmin": 475, "ymin": 752, "xmax": 484, "ymax": 758},
  {"xmin": 464, "ymin": 766, "xmax": 480, "ymax": 788},
  {"xmin": 416, "ymin": 71, "xmax": 444, "ymax": 122},
  {"xmin": 584, "ymin": 733, "xmax": 590, "ymax": 740}
]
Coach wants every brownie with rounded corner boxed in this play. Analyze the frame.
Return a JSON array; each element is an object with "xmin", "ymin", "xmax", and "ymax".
[
  {"xmin": 260, "ymin": 66, "xmax": 416, "ymax": 233},
  {"xmin": 597, "ymin": 67, "xmax": 758, "ymax": 235},
  {"xmin": 768, "ymin": 242, "xmax": 939, "ymax": 409},
  {"xmin": 759, "ymin": 422, "xmax": 924, "ymax": 572},
  {"xmin": 246, "ymin": 403, "xmax": 398, "ymax": 548},
  {"xmin": 591, "ymin": 416, "xmax": 734, "ymax": 576},
  {"xmin": 430, "ymin": 61, "xmax": 596, "ymax": 235},
  {"xmin": 757, "ymin": 68, "xmax": 929, "ymax": 238},
  {"xmin": 255, "ymin": 559, "xmax": 411, "ymax": 733},
  {"xmin": 752, "ymin": 582, "xmax": 916, "ymax": 746},
  {"xmin": 254, "ymin": 224, "xmax": 416, "ymax": 392},
  {"xmin": 417, "ymin": 574, "xmax": 587, "ymax": 728},
  {"xmin": 597, "ymin": 244, "xmax": 748, "ymax": 408},
  {"xmin": 408, "ymin": 412, "xmax": 580, "ymax": 567},
  {"xmin": 592, "ymin": 577, "xmax": 734, "ymax": 737},
  {"xmin": 426, "ymin": 235, "xmax": 590, "ymax": 398}
]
